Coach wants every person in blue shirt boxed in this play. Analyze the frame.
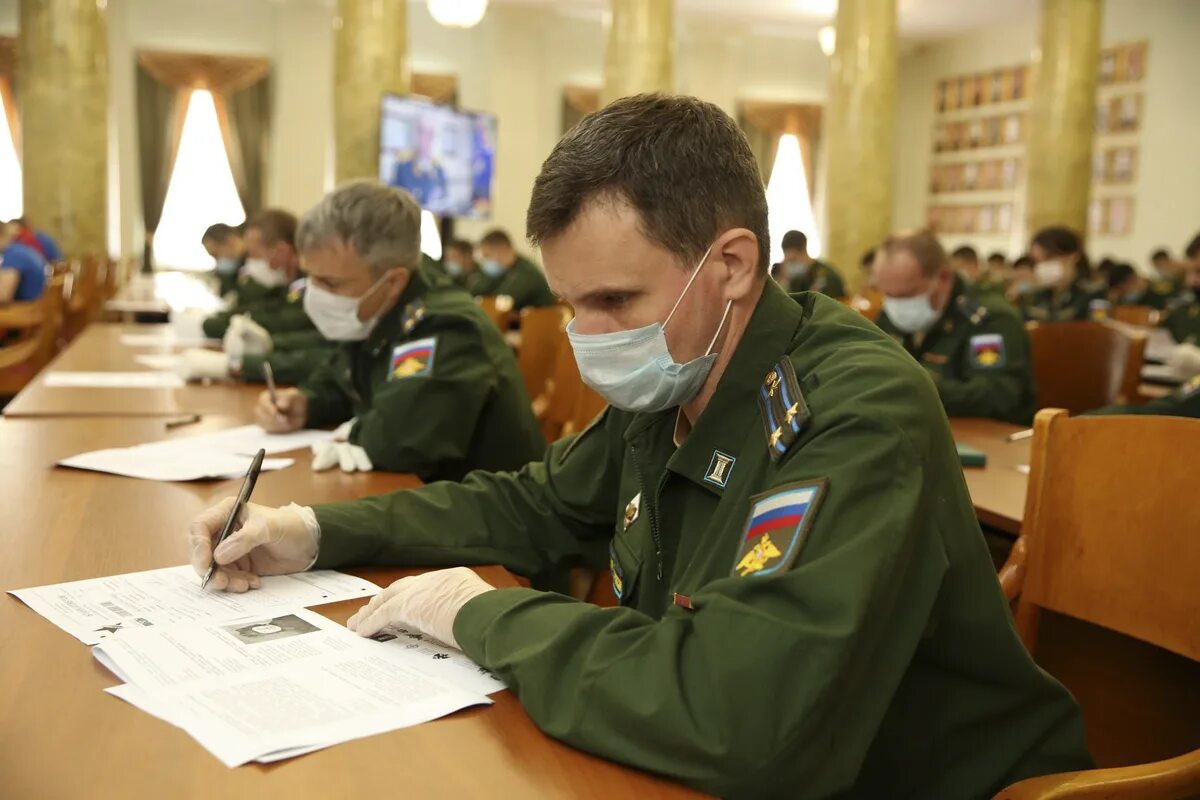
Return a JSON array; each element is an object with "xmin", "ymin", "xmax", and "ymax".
[
  {"xmin": 11, "ymin": 217, "xmax": 63, "ymax": 263},
  {"xmin": 0, "ymin": 222, "xmax": 49, "ymax": 303}
]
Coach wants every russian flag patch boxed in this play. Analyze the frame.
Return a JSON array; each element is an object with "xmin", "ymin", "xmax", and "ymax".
[
  {"xmin": 389, "ymin": 337, "xmax": 437, "ymax": 380},
  {"xmin": 732, "ymin": 480, "xmax": 828, "ymax": 578}
]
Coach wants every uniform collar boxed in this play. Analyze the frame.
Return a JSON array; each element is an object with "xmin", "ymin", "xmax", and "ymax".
[
  {"xmin": 364, "ymin": 268, "xmax": 429, "ymax": 357},
  {"xmin": 621, "ymin": 280, "xmax": 807, "ymax": 495}
]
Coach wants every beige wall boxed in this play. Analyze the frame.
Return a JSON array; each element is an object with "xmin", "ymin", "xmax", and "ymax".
[
  {"xmin": 893, "ymin": 0, "xmax": 1200, "ymax": 268},
  {"xmin": 1, "ymin": 0, "xmax": 829, "ymax": 262}
]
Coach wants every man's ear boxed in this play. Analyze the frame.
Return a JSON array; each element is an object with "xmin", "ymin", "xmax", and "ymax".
[{"xmin": 714, "ymin": 228, "xmax": 763, "ymax": 302}]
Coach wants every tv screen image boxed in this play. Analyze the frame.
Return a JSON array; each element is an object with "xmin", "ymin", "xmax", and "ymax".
[{"xmin": 379, "ymin": 95, "xmax": 496, "ymax": 219}]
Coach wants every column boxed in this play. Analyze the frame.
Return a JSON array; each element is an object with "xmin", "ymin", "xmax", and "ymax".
[
  {"xmin": 333, "ymin": 0, "xmax": 409, "ymax": 184},
  {"xmin": 821, "ymin": 0, "xmax": 897, "ymax": 293},
  {"xmin": 1025, "ymin": 0, "xmax": 1102, "ymax": 236},
  {"xmin": 19, "ymin": 0, "xmax": 108, "ymax": 257},
  {"xmin": 602, "ymin": 0, "xmax": 675, "ymax": 105}
]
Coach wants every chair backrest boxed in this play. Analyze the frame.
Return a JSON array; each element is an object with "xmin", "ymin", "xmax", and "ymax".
[
  {"xmin": 478, "ymin": 296, "xmax": 514, "ymax": 331},
  {"xmin": 1028, "ymin": 321, "xmax": 1145, "ymax": 413},
  {"xmin": 1015, "ymin": 409, "xmax": 1200, "ymax": 765},
  {"xmin": 0, "ymin": 292, "xmax": 53, "ymax": 395},
  {"xmin": 61, "ymin": 257, "xmax": 98, "ymax": 342},
  {"xmin": 536, "ymin": 335, "xmax": 585, "ymax": 441},
  {"xmin": 1112, "ymin": 304, "xmax": 1159, "ymax": 327},
  {"xmin": 516, "ymin": 305, "xmax": 569, "ymax": 399},
  {"xmin": 850, "ymin": 290, "xmax": 882, "ymax": 322}
]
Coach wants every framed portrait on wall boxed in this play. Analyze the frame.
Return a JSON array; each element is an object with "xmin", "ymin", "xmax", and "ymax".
[
  {"xmin": 963, "ymin": 162, "xmax": 979, "ymax": 190},
  {"xmin": 1110, "ymin": 147, "xmax": 1135, "ymax": 183},
  {"xmin": 997, "ymin": 203, "xmax": 1014, "ymax": 234},
  {"xmin": 968, "ymin": 119, "xmax": 983, "ymax": 149},
  {"xmin": 1125, "ymin": 42, "xmax": 1147, "ymax": 81},
  {"xmin": 1089, "ymin": 199, "xmax": 1105, "ymax": 234},
  {"xmin": 936, "ymin": 80, "xmax": 947, "ymax": 112},
  {"xmin": 1012, "ymin": 66, "xmax": 1026, "ymax": 100},
  {"xmin": 1100, "ymin": 49, "xmax": 1117, "ymax": 84},
  {"xmin": 1107, "ymin": 197, "xmax": 1133, "ymax": 235},
  {"xmin": 1115, "ymin": 94, "xmax": 1141, "ymax": 131},
  {"xmin": 991, "ymin": 70, "xmax": 1005, "ymax": 103},
  {"xmin": 978, "ymin": 205, "xmax": 995, "ymax": 234},
  {"xmin": 1003, "ymin": 114, "xmax": 1022, "ymax": 144},
  {"xmin": 1001, "ymin": 158, "xmax": 1018, "ymax": 189}
]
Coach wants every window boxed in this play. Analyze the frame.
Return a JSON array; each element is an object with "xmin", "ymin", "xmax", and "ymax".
[
  {"xmin": 766, "ymin": 133, "xmax": 822, "ymax": 263},
  {"xmin": 153, "ymin": 89, "xmax": 245, "ymax": 270},
  {"xmin": 0, "ymin": 91, "xmax": 21, "ymax": 220}
]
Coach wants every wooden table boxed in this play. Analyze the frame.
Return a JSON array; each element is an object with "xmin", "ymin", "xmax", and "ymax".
[
  {"xmin": 4, "ymin": 323, "xmax": 261, "ymax": 418},
  {"xmin": 949, "ymin": 417, "xmax": 1031, "ymax": 536},
  {"xmin": 0, "ymin": 415, "xmax": 702, "ymax": 798}
]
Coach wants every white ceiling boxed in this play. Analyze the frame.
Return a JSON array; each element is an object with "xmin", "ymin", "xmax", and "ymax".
[{"xmin": 493, "ymin": 0, "xmax": 1043, "ymax": 39}]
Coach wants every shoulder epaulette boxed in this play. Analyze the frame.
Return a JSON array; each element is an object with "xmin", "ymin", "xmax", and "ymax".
[
  {"xmin": 758, "ymin": 358, "xmax": 810, "ymax": 463},
  {"xmin": 401, "ymin": 299, "xmax": 427, "ymax": 334},
  {"xmin": 955, "ymin": 293, "xmax": 989, "ymax": 325}
]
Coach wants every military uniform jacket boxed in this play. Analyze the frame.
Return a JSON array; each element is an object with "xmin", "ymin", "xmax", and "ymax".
[
  {"xmin": 202, "ymin": 276, "xmax": 317, "ymax": 339},
  {"xmin": 490, "ymin": 255, "xmax": 557, "ymax": 310},
  {"xmin": 782, "ymin": 259, "xmax": 846, "ymax": 299},
  {"xmin": 1163, "ymin": 292, "xmax": 1200, "ymax": 344},
  {"xmin": 1093, "ymin": 374, "xmax": 1200, "ymax": 419},
  {"xmin": 311, "ymin": 282, "xmax": 1090, "ymax": 798},
  {"xmin": 300, "ymin": 270, "xmax": 545, "ymax": 480},
  {"xmin": 1019, "ymin": 280, "xmax": 1105, "ymax": 323},
  {"xmin": 877, "ymin": 275, "xmax": 1037, "ymax": 425}
]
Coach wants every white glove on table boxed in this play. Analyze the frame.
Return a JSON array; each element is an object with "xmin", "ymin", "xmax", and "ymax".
[
  {"xmin": 176, "ymin": 348, "xmax": 231, "ymax": 381},
  {"xmin": 346, "ymin": 567, "xmax": 496, "ymax": 648},
  {"xmin": 223, "ymin": 314, "xmax": 273, "ymax": 360},
  {"xmin": 169, "ymin": 308, "xmax": 208, "ymax": 341},
  {"xmin": 311, "ymin": 419, "xmax": 373, "ymax": 472},
  {"xmin": 1166, "ymin": 343, "xmax": 1200, "ymax": 380}
]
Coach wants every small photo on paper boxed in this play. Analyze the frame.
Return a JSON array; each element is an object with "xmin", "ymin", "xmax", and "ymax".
[{"xmin": 223, "ymin": 614, "xmax": 321, "ymax": 646}]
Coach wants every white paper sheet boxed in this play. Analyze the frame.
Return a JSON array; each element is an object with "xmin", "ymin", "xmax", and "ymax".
[
  {"xmin": 1141, "ymin": 363, "xmax": 1185, "ymax": 386},
  {"xmin": 9, "ymin": 566, "xmax": 381, "ymax": 645},
  {"xmin": 43, "ymin": 371, "xmax": 185, "ymax": 389},
  {"xmin": 174, "ymin": 424, "xmax": 336, "ymax": 456},
  {"xmin": 120, "ymin": 333, "xmax": 218, "ymax": 348},
  {"xmin": 93, "ymin": 608, "xmax": 491, "ymax": 767},
  {"xmin": 58, "ymin": 447, "xmax": 293, "ymax": 482},
  {"xmin": 134, "ymin": 354, "xmax": 184, "ymax": 371}
]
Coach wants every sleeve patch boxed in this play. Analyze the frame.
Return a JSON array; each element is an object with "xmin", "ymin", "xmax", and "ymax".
[
  {"xmin": 732, "ymin": 480, "xmax": 829, "ymax": 577},
  {"xmin": 389, "ymin": 336, "xmax": 437, "ymax": 380},
  {"xmin": 970, "ymin": 333, "xmax": 1006, "ymax": 369}
]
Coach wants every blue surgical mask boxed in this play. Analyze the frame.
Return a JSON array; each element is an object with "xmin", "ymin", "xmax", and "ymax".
[
  {"xmin": 215, "ymin": 256, "xmax": 239, "ymax": 276},
  {"xmin": 883, "ymin": 291, "xmax": 940, "ymax": 334},
  {"xmin": 480, "ymin": 259, "xmax": 504, "ymax": 278},
  {"xmin": 566, "ymin": 243, "xmax": 732, "ymax": 413},
  {"xmin": 444, "ymin": 260, "xmax": 464, "ymax": 278}
]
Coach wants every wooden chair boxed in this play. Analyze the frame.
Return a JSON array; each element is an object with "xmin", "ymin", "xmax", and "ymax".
[
  {"xmin": 0, "ymin": 286, "xmax": 60, "ymax": 397},
  {"xmin": 1028, "ymin": 321, "xmax": 1146, "ymax": 414},
  {"xmin": 478, "ymin": 296, "xmax": 514, "ymax": 331},
  {"xmin": 533, "ymin": 335, "xmax": 584, "ymax": 442},
  {"xmin": 849, "ymin": 290, "xmax": 882, "ymax": 322},
  {"xmin": 516, "ymin": 304, "xmax": 570, "ymax": 400},
  {"xmin": 1112, "ymin": 305, "xmax": 1160, "ymax": 328},
  {"xmin": 994, "ymin": 409, "xmax": 1200, "ymax": 799},
  {"xmin": 60, "ymin": 257, "xmax": 99, "ymax": 343}
]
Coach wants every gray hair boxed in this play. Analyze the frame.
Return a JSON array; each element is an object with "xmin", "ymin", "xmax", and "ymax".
[{"xmin": 297, "ymin": 181, "xmax": 423, "ymax": 277}]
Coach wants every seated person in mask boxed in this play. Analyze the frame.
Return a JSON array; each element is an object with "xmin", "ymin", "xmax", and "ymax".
[
  {"xmin": 772, "ymin": 230, "xmax": 845, "ymax": 298},
  {"xmin": 875, "ymin": 230, "xmax": 1035, "ymax": 425},
  {"xmin": 1018, "ymin": 226, "xmax": 1106, "ymax": 322},
  {"xmin": 256, "ymin": 181, "xmax": 545, "ymax": 478},
  {"xmin": 201, "ymin": 223, "xmax": 247, "ymax": 297},
  {"xmin": 188, "ymin": 95, "xmax": 1089, "ymax": 798},
  {"xmin": 475, "ymin": 229, "xmax": 557, "ymax": 310},
  {"xmin": 201, "ymin": 209, "xmax": 314, "ymax": 339},
  {"xmin": 1163, "ymin": 233, "xmax": 1200, "ymax": 344}
]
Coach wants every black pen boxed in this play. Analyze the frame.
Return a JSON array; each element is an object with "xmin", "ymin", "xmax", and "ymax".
[
  {"xmin": 201, "ymin": 448, "xmax": 266, "ymax": 590},
  {"xmin": 165, "ymin": 413, "xmax": 201, "ymax": 430}
]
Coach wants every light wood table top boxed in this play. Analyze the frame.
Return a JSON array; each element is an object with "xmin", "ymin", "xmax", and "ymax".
[
  {"xmin": 949, "ymin": 417, "xmax": 1031, "ymax": 536},
  {"xmin": 4, "ymin": 323, "xmax": 261, "ymax": 418},
  {"xmin": 0, "ymin": 415, "xmax": 703, "ymax": 798}
]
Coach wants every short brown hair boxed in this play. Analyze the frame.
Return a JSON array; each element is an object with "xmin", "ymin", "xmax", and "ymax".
[
  {"xmin": 479, "ymin": 229, "xmax": 512, "ymax": 248},
  {"xmin": 527, "ymin": 94, "xmax": 770, "ymax": 271},
  {"xmin": 880, "ymin": 230, "xmax": 948, "ymax": 277},
  {"xmin": 248, "ymin": 209, "xmax": 298, "ymax": 248}
]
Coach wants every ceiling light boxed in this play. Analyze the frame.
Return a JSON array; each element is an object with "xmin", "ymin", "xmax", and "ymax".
[
  {"xmin": 428, "ymin": 0, "xmax": 488, "ymax": 29},
  {"xmin": 818, "ymin": 25, "xmax": 836, "ymax": 57}
]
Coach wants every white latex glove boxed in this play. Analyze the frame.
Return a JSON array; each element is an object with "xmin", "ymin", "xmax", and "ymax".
[
  {"xmin": 311, "ymin": 441, "xmax": 373, "ymax": 473},
  {"xmin": 223, "ymin": 314, "xmax": 274, "ymax": 360},
  {"xmin": 187, "ymin": 499, "xmax": 320, "ymax": 593},
  {"xmin": 176, "ymin": 348, "xmax": 231, "ymax": 381},
  {"xmin": 1166, "ymin": 343, "xmax": 1200, "ymax": 379},
  {"xmin": 346, "ymin": 567, "xmax": 496, "ymax": 648}
]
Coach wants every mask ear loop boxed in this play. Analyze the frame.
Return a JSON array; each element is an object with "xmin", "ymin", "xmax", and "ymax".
[
  {"xmin": 356, "ymin": 269, "xmax": 398, "ymax": 320},
  {"xmin": 704, "ymin": 300, "xmax": 734, "ymax": 357},
  {"xmin": 663, "ymin": 241, "xmax": 718, "ymax": 331}
]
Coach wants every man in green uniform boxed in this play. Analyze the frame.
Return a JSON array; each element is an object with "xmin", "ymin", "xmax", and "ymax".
[
  {"xmin": 201, "ymin": 210, "xmax": 316, "ymax": 339},
  {"xmin": 476, "ymin": 229, "xmax": 557, "ymax": 310},
  {"xmin": 952, "ymin": 245, "xmax": 1006, "ymax": 297},
  {"xmin": 1018, "ymin": 226, "xmax": 1106, "ymax": 322},
  {"xmin": 200, "ymin": 223, "xmax": 247, "ymax": 297},
  {"xmin": 773, "ymin": 229, "xmax": 845, "ymax": 298},
  {"xmin": 874, "ymin": 231, "xmax": 1036, "ymax": 425},
  {"xmin": 189, "ymin": 95, "xmax": 1090, "ymax": 798},
  {"xmin": 1093, "ymin": 375, "xmax": 1200, "ymax": 418},
  {"xmin": 441, "ymin": 238, "xmax": 491, "ymax": 295},
  {"xmin": 257, "ymin": 181, "xmax": 544, "ymax": 479},
  {"xmin": 1162, "ymin": 234, "xmax": 1200, "ymax": 344}
]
